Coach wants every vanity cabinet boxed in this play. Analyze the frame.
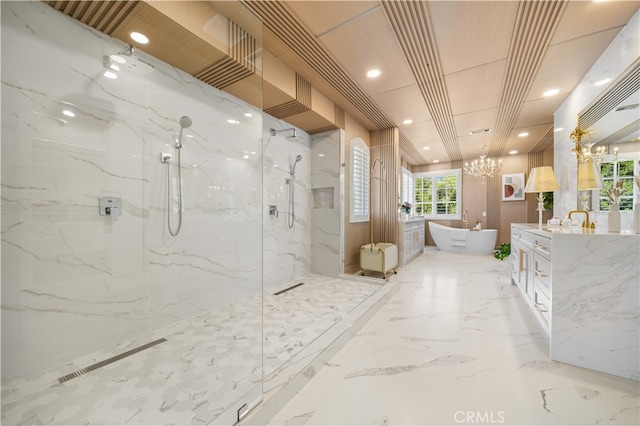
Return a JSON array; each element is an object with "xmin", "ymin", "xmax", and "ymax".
[
  {"xmin": 510, "ymin": 227, "xmax": 533, "ymax": 304},
  {"xmin": 399, "ymin": 219, "xmax": 425, "ymax": 266},
  {"xmin": 510, "ymin": 223, "xmax": 639, "ymax": 381},
  {"xmin": 511, "ymin": 225, "xmax": 550, "ymax": 335},
  {"xmin": 531, "ymin": 234, "xmax": 552, "ymax": 335}
]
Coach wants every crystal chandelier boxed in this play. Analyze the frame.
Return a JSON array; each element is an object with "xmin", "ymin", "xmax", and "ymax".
[
  {"xmin": 570, "ymin": 127, "xmax": 606, "ymax": 165},
  {"xmin": 464, "ymin": 145, "xmax": 502, "ymax": 178}
]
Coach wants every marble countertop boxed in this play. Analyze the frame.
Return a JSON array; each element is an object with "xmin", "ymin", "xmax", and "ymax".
[
  {"xmin": 399, "ymin": 217, "xmax": 425, "ymax": 223},
  {"xmin": 513, "ymin": 223, "xmax": 640, "ymax": 237}
]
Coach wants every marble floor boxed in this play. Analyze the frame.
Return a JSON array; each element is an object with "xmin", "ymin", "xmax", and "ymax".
[
  {"xmin": 263, "ymin": 249, "xmax": 640, "ymax": 426},
  {"xmin": 1, "ymin": 274, "xmax": 381, "ymax": 425}
]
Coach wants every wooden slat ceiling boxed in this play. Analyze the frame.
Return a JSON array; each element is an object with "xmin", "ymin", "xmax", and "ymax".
[
  {"xmin": 48, "ymin": 0, "xmax": 639, "ymax": 165},
  {"xmin": 249, "ymin": 0, "xmax": 639, "ymax": 164}
]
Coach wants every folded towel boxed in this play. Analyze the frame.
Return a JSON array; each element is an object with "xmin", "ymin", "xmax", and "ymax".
[
  {"xmin": 451, "ymin": 241, "xmax": 467, "ymax": 247},
  {"xmin": 451, "ymin": 229, "xmax": 467, "ymax": 242}
]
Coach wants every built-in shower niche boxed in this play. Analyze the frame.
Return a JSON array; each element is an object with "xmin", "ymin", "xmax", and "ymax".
[{"xmin": 312, "ymin": 187, "xmax": 334, "ymax": 210}]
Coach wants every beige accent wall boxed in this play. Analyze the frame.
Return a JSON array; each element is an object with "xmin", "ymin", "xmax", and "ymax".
[
  {"xmin": 497, "ymin": 155, "xmax": 529, "ymax": 245},
  {"xmin": 414, "ymin": 150, "xmax": 554, "ymax": 247},
  {"xmin": 343, "ymin": 113, "xmax": 373, "ymax": 273},
  {"xmin": 370, "ymin": 128, "xmax": 400, "ymax": 245}
]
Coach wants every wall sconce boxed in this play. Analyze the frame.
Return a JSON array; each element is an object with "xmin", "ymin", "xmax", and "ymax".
[
  {"xmin": 570, "ymin": 127, "xmax": 606, "ymax": 165},
  {"xmin": 525, "ymin": 166, "xmax": 559, "ymax": 228}
]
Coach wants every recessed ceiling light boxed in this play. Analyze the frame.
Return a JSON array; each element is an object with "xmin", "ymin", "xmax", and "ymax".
[
  {"xmin": 594, "ymin": 78, "xmax": 611, "ymax": 86},
  {"xmin": 319, "ymin": 154, "xmax": 325, "ymax": 157},
  {"xmin": 227, "ymin": 119, "xmax": 239, "ymax": 124},
  {"xmin": 243, "ymin": 155, "xmax": 249, "ymax": 159},
  {"xmin": 518, "ymin": 132, "xmax": 529, "ymax": 137},
  {"xmin": 422, "ymin": 146, "xmax": 430, "ymax": 150},
  {"xmin": 62, "ymin": 109, "xmax": 75, "ymax": 118},
  {"xmin": 366, "ymin": 69, "xmax": 381, "ymax": 78},
  {"xmin": 403, "ymin": 119, "xmax": 413, "ymax": 125},
  {"xmin": 509, "ymin": 150, "xmax": 518, "ymax": 155},
  {"xmin": 130, "ymin": 32, "xmax": 149, "ymax": 44},
  {"xmin": 554, "ymin": 127, "xmax": 563, "ymax": 132},
  {"xmin": 103, "ymin": 70, "xmax": 118, "ymax": 79},
  {"xmin": 432, "ymin": 160, "xmax": 439, "ymax": 163},
  {"xmin": 543, "ymin": 88, "xmax": 559, "ymax": 97},
  {"xmin": 244, "ymin": 112, "xmax": 253, "ymax": 117}
]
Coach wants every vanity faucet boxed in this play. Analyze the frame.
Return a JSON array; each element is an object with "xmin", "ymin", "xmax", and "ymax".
[{"xmin": 568, "ymin": 209, "xmax": 594, "ymax": 228}]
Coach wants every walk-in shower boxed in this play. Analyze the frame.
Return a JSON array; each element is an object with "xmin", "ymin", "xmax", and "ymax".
[
  {"xmin": 161, "ymin": 115, "xmax": 192, "ymax": 236},
  {"xmin": 286, "ymin": 155, "xmax": 302, "ymax": 228}
]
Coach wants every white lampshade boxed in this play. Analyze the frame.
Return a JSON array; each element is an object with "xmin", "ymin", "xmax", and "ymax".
[
  {"xmin": 525, "ymin": 166, "xmax": 560, "ymax": 193},
  {"xmin": 578, "ymin": 161, "xmax": 604, "ymax": 190}
]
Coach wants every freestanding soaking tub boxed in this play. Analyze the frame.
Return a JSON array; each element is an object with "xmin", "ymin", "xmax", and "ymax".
[{"xmin": 428, "ymin": 222, "xmax": 497, "ymax": 256}]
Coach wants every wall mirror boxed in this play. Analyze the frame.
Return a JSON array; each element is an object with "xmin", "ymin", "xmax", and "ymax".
[{"xmin": 576, "ymin": 58, "xmax": 640, "ymax": 211}]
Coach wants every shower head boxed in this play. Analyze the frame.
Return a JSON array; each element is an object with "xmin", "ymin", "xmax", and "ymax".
[
  {"xmin": 290, "ymin": 154, "xmax": 303, "ymax": 175},
  {"xmin": 270, "ymin": 127, "xmax": 304, "ymax": 143},
  {"xmin": 286, "ymin": 129, "xmax": 305, "ymax": 143},
  {"xmin": 176, "ymin": 115, "xmax": 193, "ymax": 149},
  {"xmin": 179, "ymin": 116, "xmax": 192, "ymax": 129},
  {"xmin": 106, "ymin": 45, "xmax": 154, "ymax": 75}
]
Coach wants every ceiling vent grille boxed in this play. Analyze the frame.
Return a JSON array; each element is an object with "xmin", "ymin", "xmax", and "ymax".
[{"xmin": 47, "ymin": 1, "xmax": 138, "ymax": 35}]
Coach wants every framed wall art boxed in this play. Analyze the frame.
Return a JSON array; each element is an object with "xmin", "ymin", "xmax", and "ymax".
[{"xmin": 502, "ymin": 173, "xmax": 525, "ymax": 201}]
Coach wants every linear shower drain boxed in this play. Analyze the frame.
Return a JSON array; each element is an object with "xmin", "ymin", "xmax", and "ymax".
[
  {"xmin": 57, "ymin": 338, "xmax": 167, "ymax": 384},
  {"xmin": 273, "ymin": 282, "xmax": 305, "ymax": 295}
]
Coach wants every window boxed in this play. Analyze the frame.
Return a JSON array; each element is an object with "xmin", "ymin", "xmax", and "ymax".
[
  {"xmin": 350, "ymin": 138, "xmax": 370, "ymax": 222},
  {"xmin": 414, "ymin": 169, "xmax": 461, "ymax": 219},
  {"xmin": 401, "ymin": 167, "xmax": 414, "ymax": 212},
  {"xmin": 598, "ymin": 156, "xmax": 638, "ymax": 211}
]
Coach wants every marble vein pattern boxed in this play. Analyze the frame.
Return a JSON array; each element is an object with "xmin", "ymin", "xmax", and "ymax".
[
  {"xmin": 265, "ymin": 249, "xmax": 640, "ymax": 426},
  {"xmin": 2, "ymin": 0, "xmax": 260, "ymax": 417},
  {"xmin": 263, "ymin": 274, "xmax": 381, "ymax": 377},
  {"xmin": 554, "ymin": 9, "xmax": 639, "ymax": 219},
  {"xmin": 262, "ymin": 115, "xmax": 312, "ymax": 294},
  {"xmin": 1, "ymin": 274, "xmax": 380, "ymax": 425}
]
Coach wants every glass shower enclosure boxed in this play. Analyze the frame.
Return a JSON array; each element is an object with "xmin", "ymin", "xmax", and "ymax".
[{"xmin": 1, "ymin": 2, "xmax": 263, "ymax": 424}]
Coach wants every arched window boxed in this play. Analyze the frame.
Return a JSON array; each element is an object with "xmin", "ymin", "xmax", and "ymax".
[{"xmin": 350, "ymin": 137, "xmax": 370, "ymax": 222}]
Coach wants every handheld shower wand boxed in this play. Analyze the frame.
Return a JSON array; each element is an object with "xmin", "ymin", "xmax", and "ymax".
[
  {"xmin": 166, "ymin": 115, "xmax": 192, "ymax": 236},
  {"xmin": 176, "ymin": 116, "xmax": 192, "ymax": 148},
  {"xmin": 290, "ymin": 154, "xmax": 303, "ymax": 175},
  {"xmin": 286, "ymin": 155, "xmax": 302, "ymax": 228}
]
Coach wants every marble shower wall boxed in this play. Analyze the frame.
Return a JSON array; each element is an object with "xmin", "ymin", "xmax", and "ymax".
[
  {"xmin": 554, "ymin": 9, "xmax": 640, "ymax": 218},
  {"xmin": 1, "ymin": 2, "xmax": 262, "ymax": 382},
  {"xmin": 310, "ymin": 130, "xmax": 342, "ymax": 277},
  {"xmin": 262, "ymin": 117, "xmax": 312, "ymax": 292}
]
